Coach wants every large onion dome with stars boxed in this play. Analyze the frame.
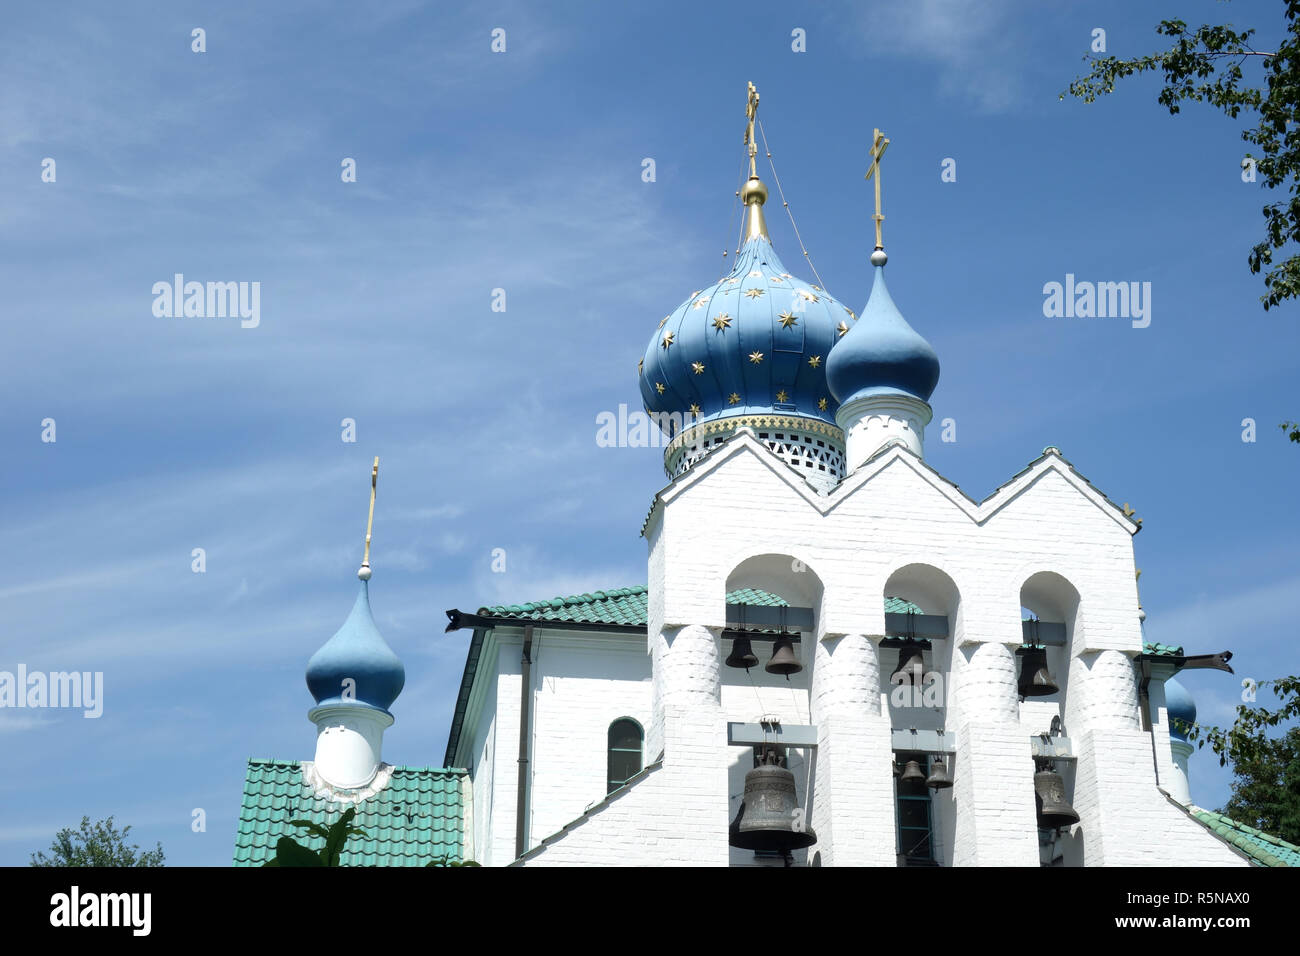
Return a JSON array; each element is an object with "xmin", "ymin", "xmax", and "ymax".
[{"xmin": 638, "ymin": 85, "xmax": 856, "ymax": 489}]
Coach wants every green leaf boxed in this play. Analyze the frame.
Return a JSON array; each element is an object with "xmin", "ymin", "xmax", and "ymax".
[{"xmin": 273, "ymin": 836, "xmax": 326, "ymax": 867}]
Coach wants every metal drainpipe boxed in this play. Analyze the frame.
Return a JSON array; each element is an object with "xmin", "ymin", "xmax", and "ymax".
[{"xmin": 515, "ymin": 625, "xmax": 534, "ymax": 860}]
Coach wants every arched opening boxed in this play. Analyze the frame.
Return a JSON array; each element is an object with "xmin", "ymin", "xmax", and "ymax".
[{"xmin": 607, "ymin": 717, "xmax": 644, "ymax": 794}]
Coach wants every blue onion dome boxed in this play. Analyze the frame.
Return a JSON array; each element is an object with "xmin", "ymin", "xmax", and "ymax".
[
  {"xmin": 306, "ymin": 572, "xmax": 405, "ymax": 715},
  {"xmin": 1165, "ymin": 676, "xmax": 1196, "ymax": 743},
  {"xmin": 826, "ymin": 249, "xmax": 940, "ymax": 406},
  {"xmin": 639, "ymin": 174, "xmax": 856, "ymax": 481}
]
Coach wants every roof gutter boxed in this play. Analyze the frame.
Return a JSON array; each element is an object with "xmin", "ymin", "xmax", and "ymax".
[{"xmin": 515, "ymin": 624, "xmax": 534, "ymax": 861}]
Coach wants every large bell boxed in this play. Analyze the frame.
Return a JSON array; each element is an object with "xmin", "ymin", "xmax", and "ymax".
[
  {"xmin": 765, "ymin": 636, "xmax": 803, "ymax": 678},
  {"xmin": 729, "ymin": 751, "xmax": 817, "ymax": 852},
  {"xmin": 891, "ymin": 643, "xmax": 925, "ymax": 685},
  {"xmin": 1034, "ymin": 764, "xmax": 1080, "ymax": 829},
  {"xmin": 1017, "ymin": 646, "xmax": 1060, "ymax": 698},
  {"xmin": 900, "ymin": 759, "xmax": 926, "ymax": 784},
  {"xmin": 925, "ymin": 756, "xmax": 954, "ymax": 790},
  {"xmin": 725, "ymin": 637, "xmax": 759, "ymax": 670}
]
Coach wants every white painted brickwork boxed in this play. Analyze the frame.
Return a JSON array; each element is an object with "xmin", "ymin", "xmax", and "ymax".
[{"xmin": 475, "ymin": 436, "xmax": 1245, "ymax": 866}]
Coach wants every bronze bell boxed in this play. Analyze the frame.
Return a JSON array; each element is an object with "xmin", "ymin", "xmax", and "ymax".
[
  {"xmin": 726, "ymin": 637, "xmax": 759, "ymax": 670},
  {"xmin": 765, "ymin": 636, "xmax": 803, "ymax": 678},
  {"xmin": 1018, "ymin": 646, "xmax": 1060, "ymax": 698},
  {"xmin": 1034, "ymin": 764, "xmax": 1080, "ymax": 829},
  {"xmin": 891, "ymin": 643, "xmax": 925, "ymax": 685},
  {"xmin": 900, "ymin": 759, "xmax": 926, "ymax": 784},
  {"xmin": 729, "ymin": 750, "xmax": 817, "ymax": 852},
  {"xmin": 925, "ymin": 755, "xmax": 954, "ymax": 789}
]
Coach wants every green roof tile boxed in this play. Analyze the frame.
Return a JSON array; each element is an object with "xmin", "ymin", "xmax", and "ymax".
[
  {"xmin": 479, "ymin": 585, "xmax": 924, "ymax": 625},
  {"xmin": 234, "ymin": 758, "xmax": 468, "ymax": 867},
  {"xmin": 1190, "ymin": 809, "xmax": 1300, "ymax": 867}
]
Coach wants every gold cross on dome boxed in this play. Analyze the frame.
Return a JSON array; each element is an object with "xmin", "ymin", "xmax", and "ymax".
[
  {"xmin": 744, "ymin": 82, "xmax": 760, "ymax": 177},
  {"xmin": 864, "ymin": 127, "xmax": 890, "ymax": 251},
  {"xmin": 361, "ymin": 457, "xmax": 379, "ymax": 570}
]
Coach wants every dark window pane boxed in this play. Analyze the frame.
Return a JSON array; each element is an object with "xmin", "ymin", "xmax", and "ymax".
[
  {"xmin": 897, "ymin": 799, "xmax": 930, "ymax": 829},
  {"xmin": 608, "ymin": 719, "xmax": 642, "ymax": 752}
]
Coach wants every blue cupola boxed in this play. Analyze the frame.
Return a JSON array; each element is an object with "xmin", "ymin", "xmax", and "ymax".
[
  {"xmin": 305, "ymin": 573, "xmax": 405, "ymax": 715},
  {"xmin": 826, "ymin": 248, "xmax": 940, "ymax": 407},
  {"xmin": 1165, "ymin": 676, "xmax": 1196, "ymax": 743}
]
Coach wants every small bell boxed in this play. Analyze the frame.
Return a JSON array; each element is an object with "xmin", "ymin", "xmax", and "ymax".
[
  {"xmin": 900, "ymin": 759, "xmax": 926, "ymax": 784},
  {"xmin": 1034, "ymin": 763, "xmax": 1079, "ymax": 829},
  {"xmin": 891, "ymin": 643, "xmax": 924, "ymax": 685},
  {"xmin": 925, "ymin": 755, "xmax": 954, "ymax": 789},
  {"xmin": 765, "ymin": 636, "xmax": 802, "ymax": 678},
  {"xmin": 725, "ymin": 637, "xmax": 759, "ymax": 670},
  {"xmin": 1017, "ymin": 646, "xmax": 1060, "ymax": 698}
]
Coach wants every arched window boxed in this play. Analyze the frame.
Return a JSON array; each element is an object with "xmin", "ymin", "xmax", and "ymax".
[{"xmin": 607, "ymin": 718, "xmax": 644, "ymax": 793}]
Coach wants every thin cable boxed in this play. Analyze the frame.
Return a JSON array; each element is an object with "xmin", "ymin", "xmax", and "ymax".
[
  {"xmin": 722, "ymin": 150, "xmax": 750, "ymax": 280},
  {"xmin": 757, "ymin": 118, "xmax": 830, "ymax": 293}
]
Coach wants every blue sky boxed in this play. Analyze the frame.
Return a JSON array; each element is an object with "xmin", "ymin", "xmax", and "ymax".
[{"xmin": 1, "ymin": 0, "xmax": 1296, "ymax": 866}]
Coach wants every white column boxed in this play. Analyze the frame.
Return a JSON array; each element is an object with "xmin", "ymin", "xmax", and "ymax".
[
  {"xmin": 308, "ymin": 704, "xmax": 392, "ymax": 790},
  {"xmin": 648, "ymin": 624, "xmax": 730, "ymax": 865},
  {"xmin": 809, "ymin": 634, "xmax": 897, "ymax": 866},
  {"xmin": 947, "ymin": 642, "xmax": 1039, "ymax": 866}
]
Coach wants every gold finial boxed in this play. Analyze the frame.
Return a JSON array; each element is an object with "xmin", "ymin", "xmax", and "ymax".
[
  {"xmin": 864, "ymin": 128, "xmax": 890, "ymax": 251},
  {"xmin": 359, "ymin": 456, "xmax": 379, "ymax": 580}
]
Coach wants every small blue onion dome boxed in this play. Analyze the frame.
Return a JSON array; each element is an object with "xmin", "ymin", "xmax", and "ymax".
[
  {"xmin": 306, "ymin": 577, "xmax": 405, "ymax": 715},
  {"xmin": 639, "ymin": 177, "xmax": 856, "ymax": 436},
  {"xmin": 826, "ymin": 250, "xmax": 940, "ymax": 406},
  {"xmin": 1166, "ymin": 676, "xmax": 1196, "ymax": 742}
]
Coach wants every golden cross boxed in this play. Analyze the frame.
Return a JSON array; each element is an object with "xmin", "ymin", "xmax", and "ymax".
[
  {"xmin": 362, "ymin": 456, "xmax": 379, "ymax": 569},
  {"xmin": 744, "ymin": 82, "xmax": 760, "ymax": 178},
  {"xmin": 864, "ymin": 127, "xmax": 890, "ymax": 250}
]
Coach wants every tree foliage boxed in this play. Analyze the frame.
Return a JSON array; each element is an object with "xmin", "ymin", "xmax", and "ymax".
[
  {"xmin": 30, "ymin": 816, "xmax": 165, "ymax": 867},
  {"xmin": 1179, "ymin": 675, "xmax": 1300, "ymax": 842},
  {"xmin": 1063, "ymin": 4, "xmax": 1300, "ymax": 310}
]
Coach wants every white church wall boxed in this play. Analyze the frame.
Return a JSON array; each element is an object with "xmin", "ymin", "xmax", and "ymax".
[
  {"xmin": 468, "ymin": 653, "xmax": 499, "ymax": 865},
  {"xmin": 525, "ymin": 631, "xmax": 652, "ymax": 851}
]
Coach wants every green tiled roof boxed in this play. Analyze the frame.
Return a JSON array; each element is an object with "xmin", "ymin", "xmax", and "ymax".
[
  {"xmin": 1190, "ymin": 808, "xmax": 1300, "ymax": 867},
  {"xmin": 1143, "ymin": 641, "xmax": 1184, "ymax": 657},
  {"xmin": 234, "ymin": 758, "xmax": 468, "ymax": 867},
  {"xmin": 479, "ymin": 585, "xmax": 922, "ymax": 625}
]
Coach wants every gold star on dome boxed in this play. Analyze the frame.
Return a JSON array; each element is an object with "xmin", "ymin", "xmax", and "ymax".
[
  {"xmin": 728, "ymin": 392, "xmax": 741, "ymax": 405},
  {"xmin": 780, "ymin": 272, "xmax": 792, "ymax": 278},
  {"xmin": 690, "ymin": 290, "xmax": 702, "ymax": 297},
  {"xmin": 662, "ymin": 331, "xmax": 674, "ymax": 348},
  {"xmin": 844, "ymin": 306, "xmax": 856, "ymax": 318},
  {"xmin": 727, "ymin": 277, "xmax": 740, "ymax": 286},
  {"xmin": 808, "ymin": 355, "xmax": 822, "ymax": 368},
  {"xmin": 658, "ymin": 315, "xmax": 670, "ymax": 329},
  {"xmin": 655, "ymin": 382, "xmax": 666, "ymax": 394},
  {"xmin": 818, "ymin": 397, "xmax": 828, "ymax": 411},
  {"xmin": 812, "ymin": 285, "xmax": 823, "ymax": 292},
  {"xmin": 775, "ymin": 389, "xmax": 789, "ymax": 403},
  {"xmin": 769, "ymin": 275, "xmax": 783, "ymax": 283},
  {"xmin": 744, "ymin": 288, "xmax": 765, "ymax": 299},
  {"xmin": 691, "ymin": 361, "xmax": 705, "ymax": 375},
  {"xmin": 712, "ymin": 313, "xmax": 732, "ymax": 330},
  {"xmin": 800, "ymin": 290, "xmax": 819, "ymax": 302},
  {"xmin": 638, "ymin": 358, "xmax": 644, "ymax": 374},
  {"xmin": 778, "ymin": 311, "xmax": 798, "ymax": 329},
  {"xmin": 749, "ymin": 351, "xmax": 764, "ymax": 365},
  {"xmin": 693, "ymin": 296, "xmax": 710, "ymax": 309},
  {"xmin": 748, "ymin": 270, "xmax": 762, "ymax": 278},
  {"xmin": 836, "ymin": 321, "xmax": 849, "ymax": 336},
  {"xmin": 689, "ymin": 403, "xmax": 701, "ymax": 417}
]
